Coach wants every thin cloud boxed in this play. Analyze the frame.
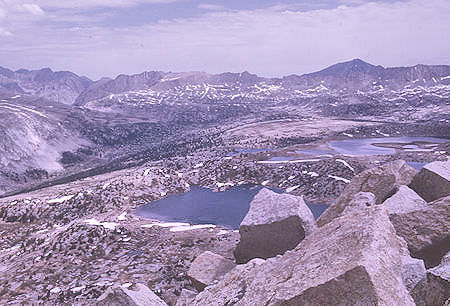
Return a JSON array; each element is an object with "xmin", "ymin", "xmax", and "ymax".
[
  {"xmin": 198, "ymin": 3, "xmax": 226, "ymax": 11},
  {"xmin": 35, "ymin": 0, "xmax": 178, "ymax": 9},
  {"xmin": 0, "ymin": 0, "xmax": 449, "ymax": 79},
  {"xmin": 20, "ymin": 4, "xmax": 45, "ymax": 15},
  {"xmin": 0, "ymin": 26, "xmax": 12, "ymax": 36}
]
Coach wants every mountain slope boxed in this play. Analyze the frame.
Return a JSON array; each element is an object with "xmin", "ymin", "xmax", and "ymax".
[{"xmin": 0, "ymin": 67, "xmax": 92, "ymax": 105}]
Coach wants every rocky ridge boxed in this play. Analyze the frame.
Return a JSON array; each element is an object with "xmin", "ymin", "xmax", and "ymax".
[
  {"xmin": 0, "ymin": 67, "xmax": 92, "ymax": 105},
  {"xmin": 0, "ymin": 159, "xmax": 448, "ymax": 304},
  {"xmin": 185, "ymin": 159, "xmax": 450, "ymax": 305}
]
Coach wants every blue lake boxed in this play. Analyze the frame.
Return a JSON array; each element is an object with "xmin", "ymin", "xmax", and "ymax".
[
  {"xmin": 406, "ymin": 161, "xmax": 427, "ymax": 170},
  {"xmin": 297, "ymin": 137, "xmax": 448, "ymax": 156},
  {"xmin": 136, "ymin": 185, "xmax": 328, "ymax": 229}
]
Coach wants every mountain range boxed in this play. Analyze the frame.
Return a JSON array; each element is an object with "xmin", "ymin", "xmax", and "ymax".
[
  {"xmin": 0, "ymin": 59, "xmax": 449, "ymax": 195},
  {"xmin": 1, "ymin": 59, "xmax": 450, "ymax": 107}
]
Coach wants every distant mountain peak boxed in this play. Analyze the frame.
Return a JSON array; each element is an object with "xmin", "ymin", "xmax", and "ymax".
[
  {"xmin": 348, "ymin": 58, "xmax": 372, "ymax": 65},
  {"xmin": 306, "ymin": 58, "xmax": 381, "ymax": 79}
]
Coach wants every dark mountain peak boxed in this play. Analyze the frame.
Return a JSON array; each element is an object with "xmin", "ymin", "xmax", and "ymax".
[
  {"xmin": 214, "ymin": 71, "xmax": 261, "ymax": 84},
  {"xmin": 303, "ymin": 59, "xmax": 386, "ymax": 82},
  {"xmin": 0, "ymin": 66, "xmax": 14, "ymax": 78},
  {"xmin": 38, "ymin": 67, "xmax": 53, "ymax": 73},
  {"xmin": 15, "ymin": 68, "xmax": 30, "ymax": 74},
  {"xmin": 348, "ymin": 58, "xmax": 373, "ymax": 66},
  {"xmin": 34, "ymin": 67, "xmax": 55, "ymax": 82}
]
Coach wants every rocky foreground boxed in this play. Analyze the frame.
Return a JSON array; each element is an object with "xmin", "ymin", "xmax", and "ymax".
[{"xmin": 0, "ymin": 159, "xmax": 449, "ymax": 305}]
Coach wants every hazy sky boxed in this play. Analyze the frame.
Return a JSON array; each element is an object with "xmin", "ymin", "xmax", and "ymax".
[{"xmin": 0, "ymin": 0, "xmax": 449, "ymax": 80}]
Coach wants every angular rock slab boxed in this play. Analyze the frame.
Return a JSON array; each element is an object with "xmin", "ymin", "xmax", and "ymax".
[
  {"xmin": 412, "ymin": 252, "xmax": 450, "ymax": 306},
  {"xmin": 234, "ymin": 188, "xmax": 316, "ymax": 264},
  {"xmin": 400, "ymin": 245, "xmax": 426, "ymax": 296},
  {"xmin": 175, "ymin": 289, "xmax": 197, "ymax": 306},
  {"xmin": 409, "ymin": 160, "xmax": 450, "ymax": 202},
  {"xmin": 389, "ymin": 196, "xmax": 450, "ymax": 268},
  {"xmin": 193, "ymin": 207, "xmax": 415, "ymax": 305},
  {"xmin": 342, "ymin": 191, "xmax": 376, "ymax": 215},
  {"xmin": 97, "ymin": 283, "xmax": 167, "ymax": 306},
  {"xmin": 318, "ymin": 160, "xmax": 417, "ymax": 226},
  {"xmin": 383, "ymin": 185, "xmax": 427, "ymax": 214},
  {"xmin": 187, "ymin": 251, "xmax": 235, "ymax": 291},
  {"xmin": 425, "ymin": 252, "xmax": 450, "ymax": 305}
]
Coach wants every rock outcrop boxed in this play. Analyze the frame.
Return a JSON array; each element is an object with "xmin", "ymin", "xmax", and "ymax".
[
  {"xmin": 424, "ymin": 252, "xmax": 450, "ymax": 305},
  {"xmin": 175, "ymin": 289, "xmax": 197, "ymax": 306},
  {"xmin": 187, "ymin": 251, "xmax": 236, "ymax": 291},
  {"xmin": 342, "ymin": 191, "xmax": 376, "ymax": 215},
  {"xmin": 193, "ymin": 207, "xmax": 415, "ymax": 305},
  {"xmin": 317, "ymin": 160, "xmax": 417, "ymax": 226},
  {"xmin": 97, "ymin": 283, "xmax": 167, "ymax": 306},
  {"xmin": 412, "ymin": 252, "xmax": 450, "ymax": 306},
  {"xmin": 233, "ymin": 188, "xmax": 316, "ymax": 264},
  {"xmin": 409, "ymin": 160, "xmax": 450, "ymax": 202},
  {"xmin": 400, "ymin": 245, "xmax": 427, "ymax": 296},
  {"xmin": 389, "ymin": 196, "xmax": 450, "ymax": 268},
  {"xmin": 383, "ymin": 185, "xmax": 427, "ymax": 214}
]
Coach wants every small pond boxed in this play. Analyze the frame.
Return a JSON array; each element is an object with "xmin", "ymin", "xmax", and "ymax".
[{"xmin": 136, "ymin": 185, "xmax": 328, "ymax": 229}]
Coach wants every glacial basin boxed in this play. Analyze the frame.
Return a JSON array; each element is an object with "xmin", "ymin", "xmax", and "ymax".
[{"xmin": 136, "ymin": 185, "xmax": 328, "ymax": 230}]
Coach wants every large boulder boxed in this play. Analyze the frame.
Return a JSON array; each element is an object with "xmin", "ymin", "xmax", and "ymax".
[
  {"xmin": 412, "ymin": 252, "xmax": 450, "ymax": 306},
  {"xmin": 389, "ymin": 196, "xmax": 450, "ymax": 268},
  {"xmin": 400, "ymin": 245, "xmax": 427, "ymax": 296},
  {"xmin": 234, "ymin": 188, "xmax": 316, "ymax": 264},
  {"xmin": 193, "ymin": 207, "xmax": 415, "ymax": 305},
  {"xmin": 425, "ymin": 252, "xmax": 450, "ymax": 305},
  {"xmin": 383, "ymin": 185, "xmax": 427, "ymax": 214},
  {"xmin": 318, "ymin": 160, "xmax": 417, "ymax": 226},
  {"xmin": 409, "ymin": 160, "xmax": 450, "ymax": 202},
  {"xmin": 175, "ymin": 289, "xmax": 197, "ymax": 306},
  {"xmin": 97, "ymin": 283, "xmax": 167, "ymax": 306},
  {"xmin": 342, "ymin": 191, "xmax": 376, "ymax": 215},
  {"xmin": 187, "ymin": 251, "xmax": 236, "ymax": 291}
]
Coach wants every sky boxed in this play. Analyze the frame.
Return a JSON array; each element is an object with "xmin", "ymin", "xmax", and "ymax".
[{"xmin": 0, "ymin": 0, "xmax": 449, "ymax": 80}]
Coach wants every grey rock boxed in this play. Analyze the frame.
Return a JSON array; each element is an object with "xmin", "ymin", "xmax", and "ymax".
[
  {"xmin": 409, "ymin": 160, "xmax": 450, "ymax": 202},
  {"xmin": 412, "ymin": 252, "xmax": 450, "ymax": 306},
  {"xmin": 389, "ymin": 196, "xmax": 450, "ymax": 268},
  {"xmin": 426, "ymin": 252, "xmax": 450, "ymax": 305},
  {"xmin": 187, "ymin": 251, "xmax": 235, "ymax": 291},
  {"xmin": 234, "ymin": 188, "xmax": 316, "ymax": 264},
  {"xmin": 193, "ymin": 207, "xmax": 415, "ymax": 305},
  {"xmin": 342, "ymin": 191, "xmax": 376, "ymax": 215},
  {"xmin": 175, "ymin": 289, "xmax": 197, "ymax": 306},
  {"xmin": 318, "ymin": 160, "xmax": 417, "ymax": 226},
  {"xmin": 97, "ymin": 283, "xmax": 167, "ymax": 306},
  {"xmin": 383, "ymin": 185, "xmax": 427, "ymax": 214},
  {"xmin": 400, "ymin": 243, "xmax": 427, "ymax": 294}
]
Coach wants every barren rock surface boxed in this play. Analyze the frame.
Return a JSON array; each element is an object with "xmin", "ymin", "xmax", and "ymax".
[
  {"xmin": 317, "ymin": 160, "xmax": 417, "ymax": 226},
  {"xmin": 97, "ymin": 283, "xmax": 168, "ymax": 306},
  {"xmin": 234, "ymin": 188, "xmax": 316, "ymax": 264},
  {"xmin": 383, "ymin": 185, "xmax": 427, "ymax": 214},
  {"xmin": 409, "ymin": 160, "xmax": 450, "ymax": 202},
  {"xmin": 194, "ymin": 207, "xmax": 415, "ymax": 305},
  {"xmin": 389, "ymin": 196, "xmax": 450, "ymax": 268},
  {"xmin": 187, "ymin": 251, "xmax": 235, "ymax": 291}
]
